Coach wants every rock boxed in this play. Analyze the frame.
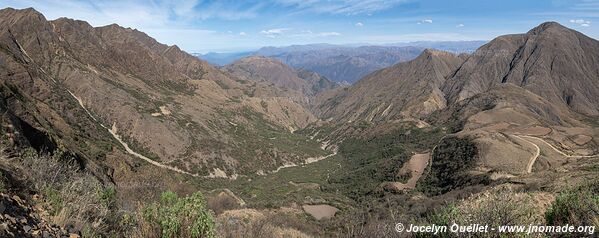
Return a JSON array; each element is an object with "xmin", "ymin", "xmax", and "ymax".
[
  {"xmin": 66, "ymin": 224, "xmax": 79, "ymax": 234},
  {"xmin": 23, "ymin": 225, "xmax": 32, "ymax": 232},
  {"xmin": 69, "ymin": 234, "xmax": 80, "ymax": 238},
  {"xmin": 4, "ymin": 214, "xmax": 15, "ymax": 224},
  {"xmin": 11, "ymin": 196, "xmax": 23, "ymax": 205},
  {"xmin": 42, "ymin": 231, "xmax": 51, "ymax": 238}
]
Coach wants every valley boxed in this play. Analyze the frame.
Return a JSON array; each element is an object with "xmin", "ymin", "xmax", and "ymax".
[{"xmin": 0, "ymin": 5, "xmax": 598, "ymax": 238}]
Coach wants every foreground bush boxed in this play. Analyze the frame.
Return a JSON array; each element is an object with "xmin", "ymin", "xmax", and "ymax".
[
  {"xmin": 136, "ymin": 191, "xmax": 215, "ymax": 238},
  {"xmin": 15, "ymin": 147, "xmax": 117, "ymax": 236},
  {"xmin": 545, "ymin": 182, "xmax": 599, "ymax": 227},
  {"xmin": 420, "ymin": 188, "xmax": 542, "ymax": 238}
]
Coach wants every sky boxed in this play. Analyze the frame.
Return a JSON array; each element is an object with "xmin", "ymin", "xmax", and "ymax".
[{"xmin": 1, "ymin": 0, "xmax": 598, "ymax": 53}]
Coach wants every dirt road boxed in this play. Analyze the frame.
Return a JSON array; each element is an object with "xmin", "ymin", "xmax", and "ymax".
[
  {"xmin": 513, "ymin": 135, "xmax": 541, "ymax": 173},
  {"xmin": 514, "ymin": 134, "xmax": 599, "ymax": 174}
]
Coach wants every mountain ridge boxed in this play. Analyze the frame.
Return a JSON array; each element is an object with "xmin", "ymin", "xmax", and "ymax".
[
  {"xmin": 443, "ymin": 21, "xmax": 599, "ymax": 117},
  {"xmin": 0, "ymin": 7, "xmax": 328, "ymax": 179}
]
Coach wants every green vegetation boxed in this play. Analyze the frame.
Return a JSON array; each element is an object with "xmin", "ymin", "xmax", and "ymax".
[
  {"xmin": 326, "ymin": 125, "xmax": 444, "ymax": 199},
  {"xmin": 99, "ymin": 186, "xmax": 117, "ymax": 207},
  {"xmin": 217, "ymin": 106, "xmax": 327, "ymax": 173},
  {"xmin": 120, "ymin": 133, "xmax": 162, "ymax": 162},
  {"xmin": 419, "ymin": 189, "xmax": 540, "ymax": 238},
  {"xmin": 13, "ymin": 146, "xmax": 119, "ymax": 235},
  {"xmin": 418, "ymin": 136, "xmax": 487, "ymax": 195},
  {"xmin": 545, "ymin": 182, "xmax": 599, "ymax": 227},
  {"xmin": 200, "ymin": 123, "xmax": 444, "ymax": 209},
  {"xmin": 137, "ymin": 191, "xmax": 215, "ymax": 238},
  {"xmin": 425, "ymin": 204, "xmax": 460, "ymax": 228},
  {"xmin": 199, "ymin": 154, "xmax": 352, "ymax": 209}
]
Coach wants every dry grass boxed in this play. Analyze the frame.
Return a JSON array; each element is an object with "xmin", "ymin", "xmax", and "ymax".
[
  {"xmin": 207, "ymin": 193, "xmax": 241, "ymax": 215},
  {"xmin": 216, "ymin": 209, "xmax": 317, "ymax": 238},
  {"xmin": 5, "ymin": 147, "xmax": 118, "ymax": 236}
]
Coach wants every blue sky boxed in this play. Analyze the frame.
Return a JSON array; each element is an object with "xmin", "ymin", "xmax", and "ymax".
[{"xmin": 1, "ymin": 0, "xmax": 598, "ymax": 53}]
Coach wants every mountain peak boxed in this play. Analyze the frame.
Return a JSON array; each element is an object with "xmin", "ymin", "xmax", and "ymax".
[
  {"xmin": 527, "ymin": 21, "xmax": 569, "ymax": 35},
  {"xmin": 0, "ymin": 7, "xmax": 38, "ymax": 14},
  {"xmin": 421, "ymin": 48, "xmax": 455, "ymax": 57},
  {"xmin": 0, "ymin": 7, "xmax": 46, "ymax": 23}
]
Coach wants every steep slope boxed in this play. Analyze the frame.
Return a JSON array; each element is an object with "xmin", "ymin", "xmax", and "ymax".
[
  {"xmin": 443, "ymin": 22, "xmax": 599, "ymax": 117},
  {"xmin": 0, "ymin": 7, "xmax": 325, "ymax": 178},
  {"xmin": 430, "ymin": 22, "xmax": 599, "ymax": 174},
  {"xmin": 223, "ymin": 56, "xmax": 336, "ymax": 98},
  {"xmin": 315, "ymin": 49, "xmax": 464, "ymax": 122},
  {"xmin": 312, "ymin": 22, "xmax": 599, "ymax": 176}
]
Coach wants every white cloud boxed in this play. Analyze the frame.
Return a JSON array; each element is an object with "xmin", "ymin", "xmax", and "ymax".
[
  {"xmin": 265, "ymin": 29, "xmax": 341, "ymax": 38},
  {"xmin": 319, "ymin": 32, "xmax": 341, "ymax": 36},
  {"xmin": 355, "ymin": 22, "xmax": 364, "ymax": 27},
  {"xmin": 570, "ymin": 19, "xmax": 591, "ymax": 26},
  {"xmin": 456, "ymin": 23, "xmax": 465, "ymax": 28},
  {"xmin": 422, "ymin": 19, "xmax": 433, "ymax": 24},
  {"xmin": 260, "ymin": 28, "xmax": 291, "ymax": 38},
  {"xmin": 239, "ymin": 32, "xmax": 247, "ymax": 36},
  {"xmin": 358, "ymin": 32, "xmax": 477, "ymax": 43},
  {"xmin": 273, "ymin": 0, "xmax": 408, "ymax": 15}
]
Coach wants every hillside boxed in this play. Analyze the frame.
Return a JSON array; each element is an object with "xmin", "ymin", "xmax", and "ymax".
[
  {"xmin": 223, "ymin": 56, "xmax": 337, "ymax": 99},
  {"xmin": 443, "ymin": 22, "xmax": 599, "ymax": 117},
  {"xmin": 313, "ymin": 21, "xmax": 599, "ymax": 177},
  {"xmin": 0, "ymin": 7, "xmax": 327, "ymax": 180},
  {"xmin": 315, "ymin": 49, "xmax": 464, "ymax": 122},
  {"xmin": 1, "ymin": 6, "xmax": 599, "ymax": 237}
]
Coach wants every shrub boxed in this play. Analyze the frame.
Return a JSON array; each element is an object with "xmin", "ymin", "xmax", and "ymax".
[
  {"xmin": 419, "ymin": 189, "xmax": 541, "ymax": 238},
  {"xmin": 207, "ymin": 194, "xmax": 240, "ymax": 215},
  {"xmin": 545, "ymin": 182, "xmax": 599, "ymax": 227},
  {"xmin": 5, "ymin": 145, "xmax": 117, "ymax": 235},
  {"xmin": 418, "ymin": 137, "xmax": 488, "ymax": 195},
  {"xmin": 99, "ymin": 186, "xmax": 117, "ymax": 208},
  {"xmin": 0, "ymin": 171, "xmax": 5, "ymax": 193},
  {"xmin": 135, "ymin": 191, "xmax": 215, "ymax": 238},
  {"xmin": 216, "ymin": 210, "xmax": 317, "ymax": 238}
]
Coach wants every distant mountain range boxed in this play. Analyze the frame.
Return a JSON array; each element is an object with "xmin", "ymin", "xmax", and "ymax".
[
  {"xmin": 315, "ymin": 21, "xmax": 599, "ymax": 176},
  {"xmin": 196, "ymin": 41, "xmax": 486, "ymax": 84},
  {"xmin": 4, "ymin": 6, "xmax": 599, "ymax": 237}
]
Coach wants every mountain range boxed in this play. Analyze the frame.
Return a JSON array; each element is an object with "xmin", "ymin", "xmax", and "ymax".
[
  {"xmin": 315, "ymin": 21, "xmax": 599, "ymax": 175},
  {"xmin": 0, "ymin": 7, "xmax": 328, "ymax": 182},
  {"xmin": 1, "ymin": 6, "xmax": 598, "ymax": 237},
  {"xmin": 197, "ymin": 41, "xmax": 486, "ymax": 84}
]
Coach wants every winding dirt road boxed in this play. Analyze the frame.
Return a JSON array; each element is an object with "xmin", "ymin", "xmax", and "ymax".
[
  {"xmin": 513, "ymin": 135, "xmax": 541, "ymax": 173},
  {"xmin": 69, "ymin": 91, "xmax": 338, "ymax": 178},
  {"xmin": 107, "ymin": 123, "xmax": 200, "ymax": 177},
  {"xmin": 520, "ymin": 135, "xmax": 599, "ymax": 158},
  {"xmin": 514, "ymin": 134, "xmax": 599, "ymax": 174},
  {"xmin": 68, "ymin": 91, "xmax": 201, "ymax": 177}
]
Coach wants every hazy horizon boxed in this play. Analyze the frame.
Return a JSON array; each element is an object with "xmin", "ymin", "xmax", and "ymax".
[{"xmin": 2, "ymin": 0, "xmax": 598, "ymax": 53}]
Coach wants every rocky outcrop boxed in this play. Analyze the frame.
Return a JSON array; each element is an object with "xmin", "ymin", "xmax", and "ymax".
[{"xmin": 0, "ymin": 193, "xmax": 78, "ymax": 238}]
